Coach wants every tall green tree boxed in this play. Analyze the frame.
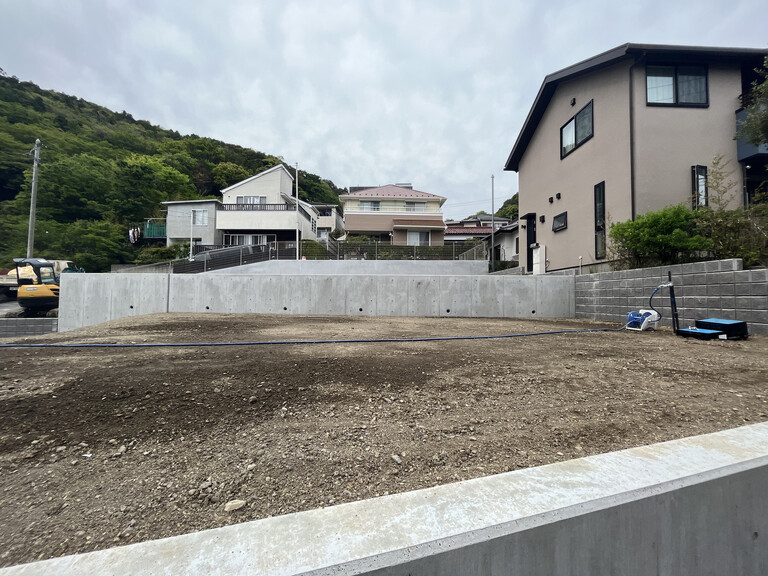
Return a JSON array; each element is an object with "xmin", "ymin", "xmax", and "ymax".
[{"xmin": 739, "ymin": 55, "xmax": 768, "ymax": 147}]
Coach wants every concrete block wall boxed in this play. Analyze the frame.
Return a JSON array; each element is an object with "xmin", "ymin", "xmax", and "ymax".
[
  {"xmin": 58, "ymin": 273, "xmax": 575, "ymax": 332},
  {"xmin": 3, "ymin": 423, "xmax": 767, "ymax": 576},
  {"xmin": 576, "ymin": 259, "xmax": 768, "ymax": 336},
  {"xmin": 0, "ymin": 318, "xmax": 57, "ymax": 338}
]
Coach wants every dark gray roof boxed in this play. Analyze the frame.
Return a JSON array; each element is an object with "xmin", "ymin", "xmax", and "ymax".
[{"xmin": 504, "ymin": 43, "xmax": 768, "ymax": 172}]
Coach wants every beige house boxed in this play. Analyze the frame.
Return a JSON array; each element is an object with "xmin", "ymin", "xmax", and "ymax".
[
  {"xmin": 504, "ymin": 43, "xmax": 768, "ymax": 273},
  {"xmin": 339, "ymin": 184, "xmax": 447, "ymax": 246}
]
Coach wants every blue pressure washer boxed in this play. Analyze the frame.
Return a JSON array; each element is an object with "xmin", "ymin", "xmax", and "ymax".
[
  {"xmin": 626, "ymin": 282, "xmax": 666, "ymax": 331},
  {"xmin": 628, "ymin": 272, "xmax": 748, "ymax": 339}
]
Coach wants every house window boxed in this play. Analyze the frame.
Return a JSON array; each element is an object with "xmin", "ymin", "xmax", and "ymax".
[
  {"xmin": 236, "ymin": 196, "xmax": 267, "ymax": 205},
  {"xmin": 552, "ymin": 212, "xmax": 568, "ymax": 232},
  {"xmin": 647, "ymin": 65, "xmax": 707, "ymax": 106},
  {"xmin": 407, "ymin": 231, "xmax": 430, "ymax": 246},
  {"xmin": 561, "ymin": 100, "xmax": 593, "ymax": 158},
  {"xmin": 594, "ymin": 181, "xmax": 606, "ymax": 259},
  {"xmin": 192, "ymin": 209, "xmax": 208, "ymax": 226},
  {"xmin": 359, "ymin": 201, "xmax": 380, "ymax": 212},
  {"xmin": 405, "ymin": 201, "xmax": 427, "ymax": 212},
  {"xmin": 224, "ymin": 234, "xmax": 268, "ymax": 246},
  {"xmin": 311, "ymin": 218, "xmax": 317, "ymax": 233},
  {"xmin": 691, "ymin": 165, "xmax": 708, "ymax": 209}
]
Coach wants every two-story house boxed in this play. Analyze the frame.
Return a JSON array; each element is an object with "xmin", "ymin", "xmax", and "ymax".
[
  {"xmin": 339, "ymin": 184, "xmax": 447, "ymax": 246},
  {"xmin": 163, "ymin": 164, "xmax": 322, "ymax": 252},
  {"xmin": 504, "ymin": 43, "xmax": 768, "ymax": 273}
]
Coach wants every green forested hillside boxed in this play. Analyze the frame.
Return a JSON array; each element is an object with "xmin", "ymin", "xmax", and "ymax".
[{"xmin": 0, "ymin": 73, "xmax": 345, "ymax": 271}]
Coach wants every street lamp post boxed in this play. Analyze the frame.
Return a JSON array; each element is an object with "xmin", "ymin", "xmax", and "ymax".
[{"xmin": 490, "ymin": 174, "xmax": 495, "ymax": 273}]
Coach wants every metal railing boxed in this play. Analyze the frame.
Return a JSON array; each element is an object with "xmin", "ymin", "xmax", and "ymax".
[
  {"xmin": 346, "ymin": 206, "xmax": 443, "ymax": 214},
  {"xmin": 116, "ymin": 242, "xmax": 298, "ymax": 274},
  {"xmin": 217, "ymin": 203, "xmax": 291, "ymax": 211},
  {"xmin": 143, "ymin": 219, "xmax": 167, "ymax": 238},
  {"xmin": 319, "ymin": 241, "xmax": 485, "ymax": 261}
]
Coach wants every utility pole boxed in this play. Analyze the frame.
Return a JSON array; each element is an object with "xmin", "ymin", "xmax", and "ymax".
[
  {"xmin": 295, "ymin": 162, "xmax": 300, "ymax": 260},
  {"xmin": 189, "ymin": 209, "xmax": 194, "ymax": 261},
  {"xmin": 26, "ymin": 139, "xmax": 41, "ymax": 258},
  {"xmin": 490, "ymin": 174, "xmax": 495, "ymax": 273}
]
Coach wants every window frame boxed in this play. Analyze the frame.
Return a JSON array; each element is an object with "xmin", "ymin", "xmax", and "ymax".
[
  {"xmin": 191, "ymin": 209, "xmax": 208, "ymax": 226},
  {"xmin": 406, "ymin": 230, "xmax": 430, "ymax": 246},
  {"xmin": 552, "ymin": 211, "xmax": 568, "ymax": 232},
  {"xmin": 646, "ymin": 64, "xmax": 709, "ymax": 107},
  {"xmin": 560, "ymin": 100, "xmax": 594, "ymax": 159},
  {"xmin": 594, "ymin": 181, "xmax": 606, "ymax": 260},
  {"xmin": 405, "ymin": 201, "xmax": 427, "ymax": 212},
  {"xmin": 359, "ymin": 200, "xmax": 380, "ymax": 212},
  {"xmin": 691, "ymin": 165, "xmax": 708, "ymax": 209}
]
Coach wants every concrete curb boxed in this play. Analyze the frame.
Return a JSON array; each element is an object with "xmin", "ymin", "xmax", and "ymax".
[{"xmin": 4, "ymin": 423, "xmax": 768, "ymax": 575}]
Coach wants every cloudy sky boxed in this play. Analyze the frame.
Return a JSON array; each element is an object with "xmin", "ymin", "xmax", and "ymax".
[{"xmin": 1, "ymin": 0, "xmax": 767, "ymax": 220}]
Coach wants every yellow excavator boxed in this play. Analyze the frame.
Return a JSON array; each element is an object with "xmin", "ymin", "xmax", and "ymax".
[{"xmin": 12, "ymin": 258, "xmax": 80, "ymax": 311}]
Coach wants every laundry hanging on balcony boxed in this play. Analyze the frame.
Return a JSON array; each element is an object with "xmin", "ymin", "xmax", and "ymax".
[{"xmin": 128, "ymin": 227, "xmax": 142, "ymax": 244}]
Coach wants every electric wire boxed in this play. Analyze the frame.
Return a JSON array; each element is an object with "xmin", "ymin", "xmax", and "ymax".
[{"xmin": 0, "ymin": 325, "xmax": 628, "ymax": 349}]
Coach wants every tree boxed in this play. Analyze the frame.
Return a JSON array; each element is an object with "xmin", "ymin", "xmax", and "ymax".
[
  {"xmin": 212, "ymin": 161, "xmax": 250, "ymax": 190},
  {"xmin": 694, "ymin": 154, "xmax": 768, "ymax": 267},
  {"xmin": 609, "ymin": 204, "xmax": 710, "ymax": 268},
  {"xmin": 496, "ymin": 193, "xmax": 519, "ymax": 220},
  {"xmin": 739, "ymin": 55, "xmax": 768, "ymax": 147}
]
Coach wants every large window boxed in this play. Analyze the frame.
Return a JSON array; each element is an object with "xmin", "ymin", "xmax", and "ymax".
[
  {"xmin": 407, "ymin": 231, "xmax": 430, "ymax": 246},
  {"xmin": 359, "ymin": 201, "xmax": 380, "ymax": 212},
  {"xmin": 561, "ymin": 100, "xmax": 593, "ymax": 158},
  {"xmin": 691, "ymin": 165, "xmax": 708, "ymax": 209},
  {"xmin": 236, "ymin": 196, "xmax": 267, "ymax": 204},
  {"xmin": 191, "ymin": 209, "xmax": 208, "ymax": 226},
  {"xmin": 594, "ymin": 181, "xmax": 606, "ymax": 259},
  {"xmin": 405, "ymin": 201, "xmax": 427, "ymax": 212},
  {"xmin": 647, "ymin": 65, "xmax": 707, "ymax": 106},
  {"xmin": 224, "ymin": 234, "xmax": 269, "ymax": 246}
]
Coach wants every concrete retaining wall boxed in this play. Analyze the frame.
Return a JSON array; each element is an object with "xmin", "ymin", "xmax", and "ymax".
[
  {"xmin": 4, "ymin": 423, "xmax": 767, "ymax": 575},
  {"xmin": 58, "ymin": 273, "xmax": 574, "ymax": 332},
  {"xmin": 575, "ymin": 259, "xmax": 768, "ymax": 336}
]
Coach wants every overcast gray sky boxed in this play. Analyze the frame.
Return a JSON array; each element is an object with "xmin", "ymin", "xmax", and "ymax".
[{"xmin": 1, "ymin": 0, "xmax": 767, "ymax": 220}]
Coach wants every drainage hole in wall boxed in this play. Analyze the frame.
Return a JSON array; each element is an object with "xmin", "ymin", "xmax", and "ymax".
[
  {"xmin": 283, "ymin": 307, "xmax": 287, "ymax": 311},
  {"xmin": 359, "ymin": 308, "xmax": 363, "ymax": 312},
  {"xmin": 205, "ymin": 306, "xmax": 210, "ymax": 310},
  {"xmin": 446, "ymin": 309, "xmax": 451, "ymax": 314},
  {"xmin": 129, "ymin": 305, "xmax": 133, "ymax": 309},
  {"xmin": 531, "ymin": 310, "xmax": 536, "ymax": 314},
  {"xmin": 753, "ymin": 532, "xmax": 759, "ymax": 541}
]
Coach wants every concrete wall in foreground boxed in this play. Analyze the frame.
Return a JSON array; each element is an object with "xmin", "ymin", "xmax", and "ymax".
[
  {"xmin": 575, "ymin": 259, "xmax": 768, "ymax": 336},
  {"xmin": 57, "ymin": 273, "xmax": 574, "ymax": 331},
  {"xmin": 4, "ymin": 424, "xmax": 767, "ymax": 575}
]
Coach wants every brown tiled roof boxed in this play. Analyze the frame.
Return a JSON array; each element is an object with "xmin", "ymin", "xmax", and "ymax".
[
  {"xmin": 444, "ymin": 226, "xmax": 493, "ymax": 235},
  {"xmin": 339, "ymin": 185, "xmax": 445, "ymax": 200}
]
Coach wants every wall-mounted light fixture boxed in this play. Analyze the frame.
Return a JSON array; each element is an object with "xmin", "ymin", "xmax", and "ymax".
[
  {"xmin": 539, "ymin": 215, "xmax": 546, "ymax": 223},
  {"xmin": 570, "ymin": 98, "xmax": 576, "ymax": 106},
  {"xmin": 556, "ymin": 193, "xmax": 561, "ymax": 200},
  {"xmin": 548, "ymin": 196, "xmax": 553, "ymax": 203}
]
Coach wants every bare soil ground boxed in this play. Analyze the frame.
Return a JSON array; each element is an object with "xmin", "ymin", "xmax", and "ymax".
[{"xmin": 1, "ymin": 313, "xmax": 767, "ymax": 568}]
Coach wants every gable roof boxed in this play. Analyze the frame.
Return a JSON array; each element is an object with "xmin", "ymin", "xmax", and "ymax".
[
  {"xmin": 504, "ymin": 43, "xmax": 768, "ymax": 172},
  {"xmin": 220, "ymin": 164, "xmax": 294, "ymax": 194},
  {"xmin": 339, "ymin": 184, "xmax": 446, "ymax": 204}
]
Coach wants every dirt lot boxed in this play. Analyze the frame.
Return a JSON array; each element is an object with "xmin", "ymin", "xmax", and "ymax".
[{"xmin": 1, "ymin": 313, "xmax": 767, "ymax": 567}]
